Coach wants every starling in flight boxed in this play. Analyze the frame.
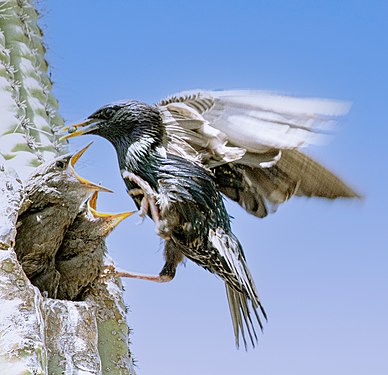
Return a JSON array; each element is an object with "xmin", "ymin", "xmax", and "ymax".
[{"xmin": 61, "ymin": 90, "xmax": 358, "ymax": 347}]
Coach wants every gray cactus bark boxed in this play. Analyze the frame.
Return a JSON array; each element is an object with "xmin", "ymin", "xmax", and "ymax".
[{"xmin": 0, "ymin": 1, "xmax": 135, "ymax": 374}]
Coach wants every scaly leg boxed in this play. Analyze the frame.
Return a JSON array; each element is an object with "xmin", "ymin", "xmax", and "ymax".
[
  {"xmin": 101, "ymin": 242, "xmax": 183, "ymax": 283},
  {"xmin": 101, "ymin": 265, "xmax": 173, "ymax": 283}
]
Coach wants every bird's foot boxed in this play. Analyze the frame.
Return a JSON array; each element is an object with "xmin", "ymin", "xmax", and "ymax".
[
  {"xmin": 101, "ymin": 265, "xmax": 172, "ymax": 283},
  {"xmin": 99, "ymin": 264, "xmax": 117, "ymax": 282},
  {"xmin": 127, "ymin": 188, "xmax": 148, "ymax": 224},
  {"xmin": 127, "ymin": 188, "xmax": 145, "ymax": 198},
  {"xmin": 122, "ymin": 171, "xmax": 170, "ymax": 239}
]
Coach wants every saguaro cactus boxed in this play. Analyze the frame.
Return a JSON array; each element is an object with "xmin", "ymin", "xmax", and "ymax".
[
  {"xmin": 0, "ymin": 1, "xmax": 135, "ymax": 373},
  {"xmin": 0, "ymin": 0, "xmax": 62, "ymax": 178}
]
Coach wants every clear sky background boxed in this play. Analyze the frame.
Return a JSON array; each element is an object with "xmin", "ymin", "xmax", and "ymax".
[{"xmin": 39, "ymin": 1, "xmax": 387, "ymax": 374}]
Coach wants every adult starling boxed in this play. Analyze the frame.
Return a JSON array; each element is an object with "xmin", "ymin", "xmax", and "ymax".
[
  {"xmin": 56, "ymin": 191, "xmax": 134, "ymax": 301},
  {"xmin": 15, "ymin": 143, "xmax": 112, "ymax": 298},
  {"xmin": 61, "ymin": 90, "xmax": 358, "ymax": 347}
]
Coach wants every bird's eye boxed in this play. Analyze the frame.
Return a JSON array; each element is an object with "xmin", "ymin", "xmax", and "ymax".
[
  {"xmin": 55, "ymin": 160, "xmax": 65, "ymax": 169},
  {"xmin": 103, "ymin": 108, "xmax": 115, "ymax": 119}
]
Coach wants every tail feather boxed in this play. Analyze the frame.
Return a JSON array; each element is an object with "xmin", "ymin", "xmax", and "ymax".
[
  {"xmin": 209, "ymin": 228, "xmax": 266, "ymax": 348},
  {"xmin": 226, "ymin": 285, "xmax": 246, "ymax": 348},
  {"xmin": 225, "ymin": 283, "xmax": 266, "ymax": 350},
  {"xmin": 238, "ymin": 291, "xmax": 258, "ymax": 346}
]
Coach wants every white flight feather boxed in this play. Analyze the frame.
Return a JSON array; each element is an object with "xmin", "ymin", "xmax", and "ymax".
[{"xmin": 160, "ymin": 89, "xmax": 351, "ymax": 162}]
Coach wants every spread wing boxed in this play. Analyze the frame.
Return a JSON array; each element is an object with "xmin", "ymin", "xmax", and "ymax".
[
  {"xmin": 158, "ymin": 90, "xmax": 358, "ymax": 218},
  {"xmin": 213, "ymin": 150, "xmax": 359, "ymax": 218}
]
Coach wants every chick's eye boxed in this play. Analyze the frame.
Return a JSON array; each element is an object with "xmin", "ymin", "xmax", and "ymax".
[{"xmin": 55, "ymin": 160, "xmax": 65, "ymax": 169}]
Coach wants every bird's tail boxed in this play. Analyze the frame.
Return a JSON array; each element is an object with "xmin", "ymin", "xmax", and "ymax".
[
  {"xmin": 225, "ymin": 283, "xmax": 267, "ymax": 350},
  {"xmin": 209, "ymin": 228, "xmax": 267, "ymax": 348}
]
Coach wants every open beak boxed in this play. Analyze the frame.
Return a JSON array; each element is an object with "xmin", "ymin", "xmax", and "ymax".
[
  {"xmin": 60, "ymin": 118, "xmax": 99, "ymax": 141},
  {"xmin": 87, "ymin": 191, "xmax": 135, "ymax": 235},
  {"xmin": 70, "ymin": 143, "xmax": 112, "ymax": 193}
]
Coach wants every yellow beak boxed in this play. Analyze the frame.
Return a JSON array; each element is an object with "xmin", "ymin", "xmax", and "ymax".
[
  {"xmin": 70, "ymin": 143, "xmax": 113, "ymax": 193},
  {"xmin": 60, "ymin": 119, "xmax": 97, "ymax": 141},
  {"xmin": 87, "ymin": 191, "xmax": 136, "ymax": 234}
]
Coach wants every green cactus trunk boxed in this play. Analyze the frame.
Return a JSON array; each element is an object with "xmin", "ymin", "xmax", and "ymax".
[
  {"xmin": 0, "ymin": 0, "xmax": 63, "ymax": 178},
  {"xmin": 0, "ymin": 1, "xmax": 135, "ymax": 374}
]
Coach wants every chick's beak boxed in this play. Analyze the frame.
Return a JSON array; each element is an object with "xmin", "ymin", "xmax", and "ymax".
[
  {"xmin": 60, "ymin": 118, "xmax": 99, "ymax": 141},
  {"xmin": 70, "ymin": 143, "xmax": 112, "ymax": 193},
  {"xmin": 87, "ymin": 191, "xmax": 135, "ymax": 235}
]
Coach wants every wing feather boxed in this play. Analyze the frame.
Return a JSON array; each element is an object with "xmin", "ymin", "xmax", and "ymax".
[
  {"xmin": 158, "ymin": 90, "xmax": 357, "ymax": 218},
  {"xmin": 214, "ymin": 150, "xmax": 359, "ymax": 218},
  {"xmin": 159, "ymin": 89, "xmax": 350, "ymax": 153}
]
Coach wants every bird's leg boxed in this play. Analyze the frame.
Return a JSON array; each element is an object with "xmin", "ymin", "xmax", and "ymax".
[
  {"xmin": 101, "ymin": 264, "xmax": 173, "ymax": 283},
  {"xmin": 122, "ymin": 171, "xmax": 170, "ymax": 240},
  {"xmin": 101, "ymin": 241, "xmax": 183, "ymax": 283}
]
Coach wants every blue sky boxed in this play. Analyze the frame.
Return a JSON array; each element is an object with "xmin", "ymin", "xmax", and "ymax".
[{"xmin": 40, "ymin": 1, "xmax": 387, "ymax": 374}]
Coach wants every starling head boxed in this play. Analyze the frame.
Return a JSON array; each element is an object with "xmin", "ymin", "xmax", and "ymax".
[{"xmin": 61, "ymin": 100, "xmax": 164, "ymax": 146}]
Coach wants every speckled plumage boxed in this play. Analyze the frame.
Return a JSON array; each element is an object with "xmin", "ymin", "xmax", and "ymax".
[
  {"xmin": 63, "ymin": 101, "xmax": 267, "ymax": 348},
  {"xmin": 61, "ymin": 89, "xmax": 359, "ymax": 347}
]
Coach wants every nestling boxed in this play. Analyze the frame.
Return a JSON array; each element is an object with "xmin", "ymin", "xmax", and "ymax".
[
  {"xmin": 15, "ymin": 143, "xmax": 111, "ymax": 298},
  {"xmin": 55, "ymin": 191, "xmax": 134, "ymax": 300}
]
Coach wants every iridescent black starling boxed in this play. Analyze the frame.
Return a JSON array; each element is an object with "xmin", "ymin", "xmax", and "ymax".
[
  {"xmin": 56, "ymin": 191, "xmax": 134, "ymax": 301},
  {"xmin": 15, "ymin": 143, "xmax": 112, "ymax": 298},
  {"xmin": 61, "ymin": 90, "xmax": 358, "ymax": 347}
]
